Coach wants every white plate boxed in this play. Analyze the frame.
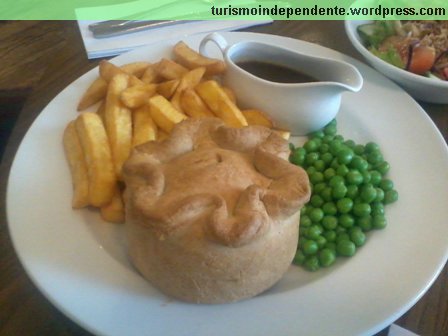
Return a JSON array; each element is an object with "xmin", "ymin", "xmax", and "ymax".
[{"xmin": 7, "ymin": 32, "xmax": 448, "ymax": 336}]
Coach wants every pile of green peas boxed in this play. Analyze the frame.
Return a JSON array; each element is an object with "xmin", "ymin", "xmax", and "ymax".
[{"xmin": 289, "ymin": 119, "xmax": 398, "ymax": 271}]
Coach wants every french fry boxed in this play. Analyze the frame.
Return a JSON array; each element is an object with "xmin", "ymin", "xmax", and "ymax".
[
  {"xmin": 242, "ymin": 109, "xmax": 274, "ymax": 128},
  {"xmin": 148, "ymin": 95, "xmax": 187, "ymax": 133},
  {"xmin": 104, "ymin": 73, "xmax": 133, "ymax": 179},
  {"xmin": 132, "ymin": 104, "xmax": 158, "ymax": 147},
  {"xmin": 99, "ymin": 60, "xmax": 125, "ymax": 81},
  {"xmin": 75, "ymin": 112, "xmax": 116, "ymax": 207},
  {"xmin": 100, "ymin": 186, "xmax": 125, "ymax": 223},
  {"xmin": 120, "ymin": 83, "xmax": 157, "ymax": 109},
  {"xmin": 195, "ymin": 80, "xmax": 248, "ymax": 128},
  {"xmin": 77, "ymin": 77, "xmax": 107, "ymax": 111},
  {"xmin": 120, "ymin": 62, "xmax": 151, "ymax": 78},
  {"xmin": 180, "ymin": 88, "xmax": 214, "ymax": 118},
  {"xmin": 157, "ymin": 79, "xmax": 180, "ymax": 99},
  {"xmin": 156, "ymin": 58, "xmax": 189, "ymax": 80},
  {"xmin": 173, "ymin": 41, "xmax": 226, "ymax": 76},
  {"xmin": 170, "ymin": 67, "xmax": 207, "ymax": 113},
  {"xmin": 96, "ymin": 100, "xmax": 106, "ymax": 123},
  {"xmin": 99, "ymin": 60, "xmax": 144, "ymax": 85},
  {"xmin": 222, "ymin": 86, "xmax": 237, "ymax": 104},
  {"xmin": 63, "ymin": 121, "xmax": 90, "ymax": 208},
  {"xmin": 141, "ymin": 62, "xmax": 161, "ymax": 84}
]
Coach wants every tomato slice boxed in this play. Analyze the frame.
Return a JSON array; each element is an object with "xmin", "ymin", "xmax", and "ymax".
[{"xmin": 408, "ymin": 45, "xmax": 436, "ymax": 75}]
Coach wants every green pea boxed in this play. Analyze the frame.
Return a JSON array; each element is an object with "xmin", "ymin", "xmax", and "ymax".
[
  {"xmin": 319, "ymin": 143, "xmax": 330, "ymax": 154},
  {"xmin": 350, "ymin": 228, "xmax": 366, "ymax": 247},
  {"xmin": 362, "ymin": 171, "xmax": 371, "ymax": 184},
  {"xmin": 304, "ymin": 140, "xmax": 319, "ymax": 152},
  {"xmin": 346, "ymin": 170, "xmax": 364, "ymax": 185},
  {"xmin": 324, "ymin": 168, "xmax": 336, "ymax": 180},
  {"xmin": 325, "ymin": 242, "xmax": 337, "ymax": 253},
  {"xmin": 344, "ymin": 139, "xmax": 356, "ymax": 149},
  {"xmin": 321, "ymin": 152, "xmax": 333, "ymax": 165},
  {"xmin": 293, "ymin": 250, "xmax": 306, "ymax": 265},
  {"xmin": 350, "ymin": 156, "xmax": 369, "ymax": 171},
  {"xmin": 313, "ymin": 182, "xmax": 326, "ymax": 194},
  {"xmin": 332, "ymin": 184, "xmax": 348, "ymax": 199},
  {"xmin": 310, "ymin": 172, "xmax": 324, "ymax": 184},
  {"xmin": 300, "ymin": 215, "xmax": 312, "ymax": 227},
  {"xmin": 367, "ymin": 151, "xmax": 383, "ymax": 165},
  {"xmin": 334, "ymin": 135, "xmax": 344, "ymax": 142},
  {"xmin": 384, "ymin": 189, "xmax": 399, "ymax": 204},
  {"xmin": 301, "ymin": 205, "xmax": 309, "ymax": 215},
  {"xmin": 329, "ymin": 140, "xmax": 344, "ymax": 155},
  {"xmin": 371, "ymin": 202, "xmax": 385, "ymax": 216},
  {"xmin": 322, "ymin": 202, "xmax": 338, "ymax": 215},
  {"xmin": 365, "ymin": 142, "xmax": 380, "ymax": 153},
  {"xmin": 307, "ymin": 225, "xmax": 323, "ymax": 239},
  {"xmin": 330, "ymin": 158, "xmax": 340, "ymax": 170},
  {"xmin": 372, "ymin": 215, "xmax": 387, "ymax": 229},
  {"xmin": 322, "ymin": 215, "xmax": 338, "ymax": 230},
  {"xmin": 299, "ymin": 226, "xmax": 308, "ymax": 236},
  {"xmin": 337, "ymin": 148, "xmax": 354, "ymax": 165},
  {"xmin": 339, "ymin": 214, "xmax": 355, "ymax": 228},
  {"xmin": 321, "ymin": 187, "xmax": 333, "ymax": 202},
  {"xmin": 356, "ymin": 216, "xmax": 372, "ymax": 232},
  {"xmin": 309, "ymin": 208, "xmax": 324, "ymax": 222},
  {"xmin": 370, "ymin": 170, "xmax": 382, "ymax": 186},
  {"xmin": 324, "ymin": 124, "xmax": 337, "ymax": 136},
  {"xmin": 354, "ymin": 144, "xmax": 365, "ymax": 155},
  {"xmin": 322, "ymin": 135, "xmax": 335, "ymax": 143},
  {"xmin": 346, "ymin": 185, "xmax": 359, "ymax": 199},
  {"xmin": 337, "ymin": 232, "xmax": 350, "ymax": 242},
  {"xmin": 335, "ymin": 226, "xmax": 347, "ymax": 234},
  {"xmin": 329, "ymin": 175, "xmax": 345, "ymax": 187},
  {"xmin": 380, "ymin": 179, "xmax": 394, "ymax": 191},
  {"xmin": 290, "ymin": 149, "xmax": 306, "ymax": 165},
  {"xmin": 319, "ymin": 248, "xmax": 336, "ymax": 267},
  {"xmin": 337, "ymin": 240, "xmax": 356, "ymax": 257},
  {"xmin": 353, "ymin": 203, "xmax": 371, "ymax": 217},
  {"xmin": 374, "ymin": 188, "xmax": 385, "ymax": 202},
  {"xmin": 306, "ymin": 166, "xmax": 317, "ymax": 175},
  {"xmin": 360, "ymin": 184, "xmax": 377, "ymax": 203},
  {"xmin": 305, "ymin": 152, "xmax": 320, "ymax": 165},
  {"xmin": 302, "ymin": 239, "xmax": 319, "ymax": 255},
  {"xmin": 304, "ymin": 256, "xmax": 320, "ymax": 271},
  {"xmin": 310, "ymin": 195, "xmax": 324, "ymax": 208},
  {"xmin": 310, "ymin": 130, "xmax": 325, "ymax": 138},
  {"xmin": 336, "ymin": 164, "xmax": 349, "ymax": 177},
  {"xmin": 313, "ymin": 160, "xmax": 326, "ymax": 172},
  {"xmin": 376, "ymin": 161, "xmax": 390, "ymax": 175},
  {"xmin": 337, "ymin": 198, "xmax": 354, "ymax": 214},
  {"xmin": 316, "ymin": 235, "xmax": 327, "ymax": 248},
  {"xmin": 324, "ymin": 230, "xmax": 337, "ymax": 242}
]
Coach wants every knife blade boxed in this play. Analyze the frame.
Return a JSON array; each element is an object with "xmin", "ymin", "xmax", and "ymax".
[{"xmin": 89, "ymin": 20, "xmax": 196, "ymax": 39}]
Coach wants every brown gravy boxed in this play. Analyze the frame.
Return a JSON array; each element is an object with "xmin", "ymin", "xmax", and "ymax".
[{"xmin": 236, "ymin": 60, "xmax": 318, "ymax": 84}]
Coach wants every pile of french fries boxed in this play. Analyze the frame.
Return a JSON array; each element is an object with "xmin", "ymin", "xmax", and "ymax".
[{"xmin": 63, "ymin": 41, "xmax": 289, "ymax": 223}]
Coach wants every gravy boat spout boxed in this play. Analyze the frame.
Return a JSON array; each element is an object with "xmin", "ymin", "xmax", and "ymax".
[{"xmin": 200, "ymin": 33, "xmax": 364, "ymax": 135}]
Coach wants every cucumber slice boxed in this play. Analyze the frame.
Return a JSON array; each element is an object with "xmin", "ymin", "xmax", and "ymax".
[{"xmin": 357, "ymin": 23, "xmax": 377, "ymax": 43}]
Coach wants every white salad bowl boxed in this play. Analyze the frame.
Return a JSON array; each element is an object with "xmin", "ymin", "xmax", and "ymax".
[{"xmin": 345, "ymin": 20, "xmax": 448, "ymax": 104}]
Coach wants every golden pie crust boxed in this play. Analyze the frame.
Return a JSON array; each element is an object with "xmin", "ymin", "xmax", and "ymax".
[{"xmin": 123, "ymin": 118, "xmax": 310, "ymax": 303}]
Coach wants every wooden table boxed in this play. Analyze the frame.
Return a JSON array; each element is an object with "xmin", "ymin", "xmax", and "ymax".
[{"xmin": 0, "ymin": 21, "xmax": 447, "ymax": 336}]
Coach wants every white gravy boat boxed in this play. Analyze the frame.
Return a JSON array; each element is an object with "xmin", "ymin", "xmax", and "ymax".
[{"xmin": 199, "ymin": 33, "xmax": 363, "ymax": 135}]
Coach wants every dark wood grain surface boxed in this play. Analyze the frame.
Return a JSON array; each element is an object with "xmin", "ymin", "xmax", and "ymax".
[{"xmin": 0, "ymin": 20, "xmax": 447, "ymax": 336}]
